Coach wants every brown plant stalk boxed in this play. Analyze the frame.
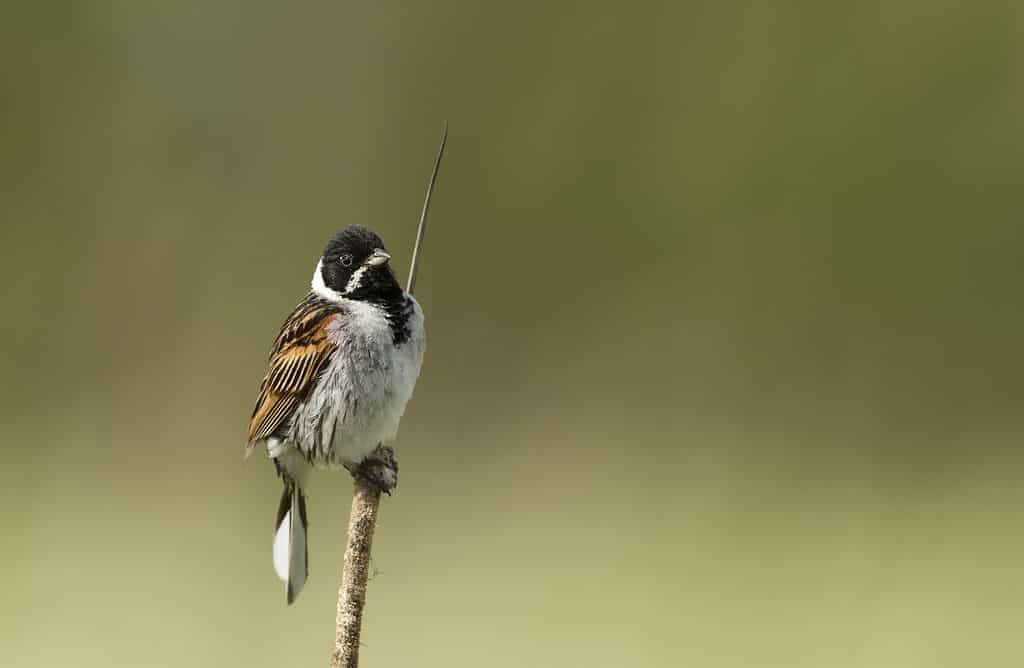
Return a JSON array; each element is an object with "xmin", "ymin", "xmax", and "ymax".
[
  {"xmin": 330, "ymin": 124, "xmax": 446, "ymax": 668},
  {"xmin": 331, "ymin": 482, "xmax": 381, "ymax": 668}
]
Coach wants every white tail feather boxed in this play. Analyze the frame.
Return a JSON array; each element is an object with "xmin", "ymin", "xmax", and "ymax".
[
  {"xmin": 287, "ymin": 497, "xmax": 307, "ymax": 603},
  {"xmin": 272, "ymin": 487, "xmax": 308, "ymax": 603},
  {"xmin": 273, "ymin": 510, "xmax": 290, "ymax": 581}
]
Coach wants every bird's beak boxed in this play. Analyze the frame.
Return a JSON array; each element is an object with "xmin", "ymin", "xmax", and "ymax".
[{"xmin": 366, "ymin": 249, "xmax": 391, "ymax": 267}]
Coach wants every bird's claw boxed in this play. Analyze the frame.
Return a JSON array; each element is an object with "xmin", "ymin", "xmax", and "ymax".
[{"xmin": 351, "ymin": 445, "xmax": 398, "ymax": 494}]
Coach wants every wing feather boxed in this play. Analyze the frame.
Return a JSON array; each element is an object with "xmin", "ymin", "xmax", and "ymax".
[{"xmin": 245, "ymin": 296, "xmax": 340, "ymax": 453}]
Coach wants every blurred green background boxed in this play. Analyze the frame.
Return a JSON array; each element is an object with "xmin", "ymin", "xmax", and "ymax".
[{"xmin": 2, "ymin": 1, "xmax": 1022, "ymax": 666}]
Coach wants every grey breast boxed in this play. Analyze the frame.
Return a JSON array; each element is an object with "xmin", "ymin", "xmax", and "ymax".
[{"xmin": 288, "ymin": 298, "xmax": 424, "ymax": 468}]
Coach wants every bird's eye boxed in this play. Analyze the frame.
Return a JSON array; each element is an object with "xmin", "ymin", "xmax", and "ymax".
[{"xmin": 340, "ymin": 254, "xmax": 354, "ymax": 267}]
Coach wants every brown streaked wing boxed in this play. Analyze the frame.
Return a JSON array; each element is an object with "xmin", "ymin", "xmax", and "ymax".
[{"xmin": 245, "ymin": 297, "xmax": 340, "ymax": 452}]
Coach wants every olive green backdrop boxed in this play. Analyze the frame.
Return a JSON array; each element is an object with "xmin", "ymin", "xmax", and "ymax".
[{"xmin": 2, "ymin": 2, "xmax": 1022, "ymax": 667}]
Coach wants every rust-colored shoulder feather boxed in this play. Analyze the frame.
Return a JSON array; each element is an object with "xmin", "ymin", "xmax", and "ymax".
[{"xmin": 246, "ymin": 295, "xmax": 341, "ymax": 456}]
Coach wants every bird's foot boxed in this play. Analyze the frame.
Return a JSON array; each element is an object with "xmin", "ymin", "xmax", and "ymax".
[{"xmin": 350, "ymin": 445, "xmax": 398, "ymax": 495}]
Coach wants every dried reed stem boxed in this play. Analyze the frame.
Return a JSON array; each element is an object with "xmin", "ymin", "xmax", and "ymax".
[{"xmin": 331, "ymin": 481, "xmax": 381, "ymax": 668}]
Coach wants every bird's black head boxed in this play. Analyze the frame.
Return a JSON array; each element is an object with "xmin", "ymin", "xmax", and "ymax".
[{"xmin": 317, "ymin": 225, "xmax": 402, "ymax": 303}]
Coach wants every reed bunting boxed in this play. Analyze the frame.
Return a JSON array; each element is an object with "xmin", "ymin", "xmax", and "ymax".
[{"xmin": 246, "ymin": 225, "xmax": 425, "ymax": 603}]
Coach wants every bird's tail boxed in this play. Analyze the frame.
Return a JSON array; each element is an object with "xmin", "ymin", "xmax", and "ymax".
[{"xmin": 273, "ymin": 482, "xmax": 308, "ymax": 604}]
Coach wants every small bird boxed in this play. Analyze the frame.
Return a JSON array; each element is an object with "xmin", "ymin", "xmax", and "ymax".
[{"xmin": 245, "ymin": 225, "xmax": 426, "ymax": 603}]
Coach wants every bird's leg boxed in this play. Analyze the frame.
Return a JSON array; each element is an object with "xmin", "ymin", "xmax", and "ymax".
[{"xmin": 349, "ymin": 445, "xmax": 399, "ymax": 495}]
